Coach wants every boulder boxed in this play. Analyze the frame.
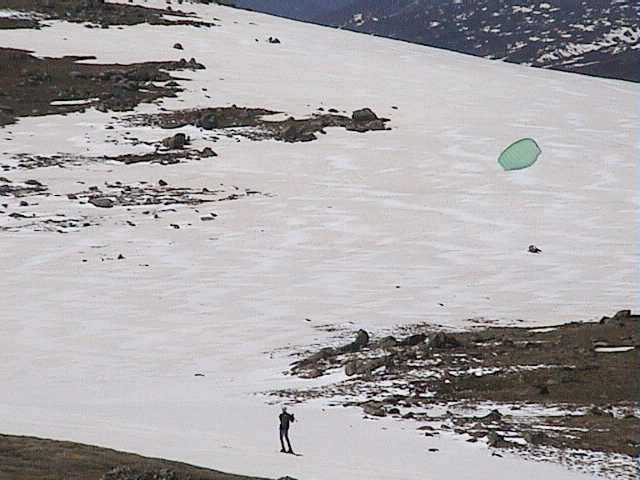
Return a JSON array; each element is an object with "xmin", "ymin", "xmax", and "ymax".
[
  {"xmin": 363, "ymin": 402, "xmax": 386, "ymax": 417},
  {"xmin": 398, "ymin": 333, "xmax": 426, "ymax": 347},
  {"xmin": 24, "ymin": 179, "xmax": 44, "ymax": 187},
  {"xmin": 161, "ymin": 133, "xmax": 188, "ymax": 149},
  {"xmin": 89, "ymin": 197, "xmax": 115, "ymax": 208},
  {"xmin": 352, "ymin": 108, "xmax": 378, "ymax": 122},
  {"xmin": 200, "ymin": 147, "xmax": 217, "ymax": 157},
  {"xmin": 281, "ymin": 124, "xmax": 316, "ymax": 143},
  {"xmin": 478, "ymin": 409, "xmax": 502, "ymax": 423},
  {"xmin": 198, "ymin": 113, "xmax": 218, "ymax": 130},
  {"xmin": 429, "ymin": 332, "xmax": 462, "ymax": 349},
  {"xmin": 294, "ymin": 347, "xmax": 335, "ymax": 369},
  {"xmin": 338, "ymin": 329, "xmax": 370, "ymax": 354},
  {"xmin": 187, "ymin": 57, "xmax": 206, "ymax": 69},
  {"xmin": 612, "ymin": 309, "xmax": 631, "ymax": 320},
  {"xmin": 486, "ymin": 431, "xmax": 510, "ymax": 448},
  {"xmin": 378, "ymin": 335, "xmax": 398, "ymax": 349},
  {"xmin": 523, "ymin": 431, "xmax": 547, "ymax": 445},
  {"xmin": 345, "ymin": 356, "xmax": 387, "ymax": 377},
  {"xmin": 173, "ymin": 42, "xmax": 184, "ymax": 50},
  {"xmin": 345, "ymin": 359, "xmax": 363, "ymax": 377}
]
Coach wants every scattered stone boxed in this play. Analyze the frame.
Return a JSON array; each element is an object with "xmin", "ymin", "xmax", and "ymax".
[
  {"xmin": 268, "ymin": 36, "xmax": 281, "ymax": 44},
  {"xmin": 173, "ymin": 42, "xmax": 183, "ymax": 50},
  {"xmin": 117, "ymin": 254, "xmax": 125, "ymax": 260},
  {"xmin": 24, "ymin": 179, "xmax": 44, "ymax": 187},
  {"xmin": 8, "ymin": 212, "xmax": 32, "ymax": 219},
  {"xmin": 528, "ymin": 244, "xmax": 542, "ymax": 254},
  {"xmin": 158, "ymin": 179, "xmax": 168, "ymax": 186}
]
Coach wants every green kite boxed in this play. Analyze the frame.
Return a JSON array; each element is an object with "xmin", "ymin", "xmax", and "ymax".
[{"xmin": 498, "ymin": 138, "xmax": 541, "ymax": 171}]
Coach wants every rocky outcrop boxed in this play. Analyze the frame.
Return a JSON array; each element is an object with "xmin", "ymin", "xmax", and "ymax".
[{"xmin": 102, "ymin": 466, "xmax": 177, "ymax": 480}]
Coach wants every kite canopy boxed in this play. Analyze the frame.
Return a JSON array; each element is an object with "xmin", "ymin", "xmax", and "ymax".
[{"xmin": 498, "ymin": 138, "xmax": 541, "ymax": 171}]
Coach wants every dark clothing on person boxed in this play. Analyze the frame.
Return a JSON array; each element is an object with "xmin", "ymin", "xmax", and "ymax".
[{"xmin": 279, "ymin": 412, "xmax": 295, "ymax": 453}]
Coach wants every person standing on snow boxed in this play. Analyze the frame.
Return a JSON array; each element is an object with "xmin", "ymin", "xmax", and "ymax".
[{"xmin": 279, "ymin": 406, "xmax": 295, "ymax": 454}]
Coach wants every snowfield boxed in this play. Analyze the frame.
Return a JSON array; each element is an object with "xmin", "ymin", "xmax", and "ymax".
[{"xmin": 0, "ymin": 1, "xmax": 638, "ymax": 479}]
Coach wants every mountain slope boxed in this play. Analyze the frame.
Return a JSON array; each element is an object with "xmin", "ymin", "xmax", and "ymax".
[{"xmin": 234, "ymin": 0, "xmax": 640, "ymax": 82}]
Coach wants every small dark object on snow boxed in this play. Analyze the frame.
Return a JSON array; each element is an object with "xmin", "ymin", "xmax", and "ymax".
[
  {"xmin": 117, "ymin": 254, "xmax": 125, "ymax": 260},
  {"xmin": 528, "ymin": 244, "xmax": 542, "ymax": 254},
  {"xmin": 268, "ymin": 36, "xmax": 281, "ymax": 44},
  {"xmin": 158, "ymin": 179, "xmax": 168, "ymax": 186},
  {"xmin": 173, "ymin": 43, "xmax": 183, "ymax": 50}
]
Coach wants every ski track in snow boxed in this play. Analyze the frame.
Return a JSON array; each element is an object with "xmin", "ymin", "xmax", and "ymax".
[{"xmin": 1, "ymin": 1, "xmax": 638, "ymax": 479}]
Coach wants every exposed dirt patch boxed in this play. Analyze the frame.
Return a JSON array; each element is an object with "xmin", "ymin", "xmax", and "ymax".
[
  {"xmin": 0, "ymin": 176, "xmax": 48, "ymax": 197},
  {"xmin": 0, "ymin": 16, "xmax": 40, "ymax": 29},
  {"xmin": 0, "ymin": 433, "xmax": 266, "ymax": 480},
  {"xmin": 127, "ymin": 106, "xmax": 391, "ymax": 143},
  {"xmin": 0, "ymin": 176, "xmax": 269, "ymax": 233},
  {"xmin": 273, "ymin": 310, "xmax": 640, "ymax": 478},
  {"xmin": 0, "ymin": 0, "xmax": 214, "ymax": 29},
  {"xmin": 70, "ymin": 179, "xmax": 271, "ymax": 209},
  {"xmin": 0, "ymin": 47, "xmax": 205, "ymax": 127}
]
